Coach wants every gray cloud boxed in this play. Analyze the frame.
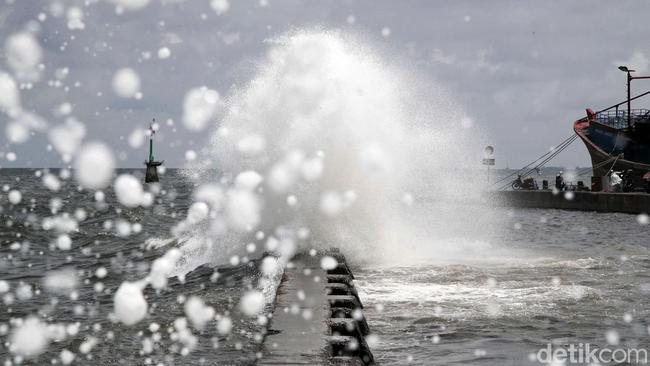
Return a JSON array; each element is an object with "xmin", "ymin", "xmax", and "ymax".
[{"xmin": 1, "ymin": 0, "xmax": 649, "ymax": 169}]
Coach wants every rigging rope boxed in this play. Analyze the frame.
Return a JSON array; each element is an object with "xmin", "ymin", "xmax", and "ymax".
[
  {"xmin": 494, "ymin": 134, "xmax": 578, "ymax": 190},
  {"xmin": 604, "ymin": 154, "xmax": 622, "ymax": 175},
  {"xmin": 490, "ymin": 134, "xmax": 577, "ymax": 187},
  {"xmin": 575, "ymin": 155, "xmax": 618, "ymax": 177}
]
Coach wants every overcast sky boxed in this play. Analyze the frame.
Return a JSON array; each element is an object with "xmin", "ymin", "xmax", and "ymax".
[{"xmin": 1, "ymin": 0, "xmax": 650, "ymax": 168}]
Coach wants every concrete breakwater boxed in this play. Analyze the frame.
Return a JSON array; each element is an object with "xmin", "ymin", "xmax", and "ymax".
[
  {"xmin": 493, "ymin": 190, "xmax": 650, "ymax": 214},
  {"xmin": 259, "ymin": 250, "xmax": 374, "ymax": 365}
]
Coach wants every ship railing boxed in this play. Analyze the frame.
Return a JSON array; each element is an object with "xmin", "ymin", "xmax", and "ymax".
[{"xmin": 594, "ymin": 109, "xmax": 650, "ymax": 129}]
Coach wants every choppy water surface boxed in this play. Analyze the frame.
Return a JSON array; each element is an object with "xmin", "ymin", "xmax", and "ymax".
[
  {"xmin": 357, "ymin": 201, "xmax": 650, "ymax": 365},
  {"xmin": 0, "ymin": 169, "xmax": 265, "ymax": 365},
  {"xmin": 2, "ymin": 169, "xmax": 650, "ymax": 365}
]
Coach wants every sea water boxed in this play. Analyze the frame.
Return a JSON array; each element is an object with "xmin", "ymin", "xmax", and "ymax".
[{"xmin": 2, "ymin": 30, "xmax": 650, "ymax": 366}]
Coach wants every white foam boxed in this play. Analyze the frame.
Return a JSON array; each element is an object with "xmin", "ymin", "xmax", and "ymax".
[
  {"xmin": 95, "ymin": 267, "xmax": 108, "ymax": 278},
  {"xmin": 236, "ymin": 134, "xmax": 266, "ymax": 156},
  {"xmin": 184, "ymin": 296, "xmax": 215, "ymax": 330},
  {"xmin": 235, "ymin": 170, "xmax": 263, "ymax": 190},
  {"xmin": 66, "ymin": 7, "xmax": 85, "ymax": 30},
  {"xmin": 6, "ymin": 121, "xmax": 29, "ymax": 143},
  {"xmin": 210, "ymin": 0, "xmax": 230, "ymax": 15},
  {"xmin": 56, "ymin": 234, "xmax": 72, "ymax": 250},
  {"xmin": 225, "ymin": 188, "xmax": 261, "ymax": 231},
  {"xmin": 8, "ymin": 190, "xmax": 21, "ymax": 204},
  {"xmin": 239, "ymin": 291, "xmax": 265, "ymax": 316},
  {"xmin": 112, "ymin": 68, "xmax": 140, "ymax": 98},
  {"xmin": 60, "ymin": 349, "xmax": 75, "ymax": 365},
  {"xmin": 319, "ymin": 191, "xmax": 343, "ymax": 216},
  {"xmin": 193, "ymin": 184, "xmax": 224, "ymax": 209},
  {"xmin": 113, "ymin": 281, "xmax": 148, "ymax": 326},
  {"xmin": 43, "ymin": 268, "xmax": 78, "ymax": 293},
  {"xmin": 184, "ymin": 150, "xmax": 197, "ymax": 161},
  {"xmin": 128, "ymin": 128, "xmax": 146, "ymax": 148},
  {"xmin": 43, "ymin": 174, "xmax": 61, "ymax": 191},
  {"xmin": 216, "ymin": 316, "xmax": 232, "ymax": 335},
  {"xmin": 157, "ymin": 47, "xmax": 171, "ymax": 59},
  {"xmin": 9, "ymin": 317, "xmax": 50, "ymax": 358},
  {"xmin": 114, "ymin": 174, "xmax": 144, "ymax": 207},
  {"xmin": 74, "ymin": 142, "xmax": 115, "ymax": 189},
  {"xmin": 182, "ymin": 87, "xmax": 220, "ymax": 131},
  {"xmin": 320, "ymin": 256, "xmax": 338, "ymax": 270},
  {"xmin": 0, "ymin": 72, "xmax": 21, "ymax": 116},
  {"xmin": 16, "ymin": 283, "xmax": 33, "ymax": 301},
  {"xmin": 149, "ymin": 248, "xmax": 181, "ymax": 289},
  {"xmin": 43, "ymin": 215, "xmax": 78, "ymax": 234},
  {"xmin": 49, "ymin": 118, "xmax": 86, "ymax": 159},
  {"xmin": 356, "ymin": 275, "xmax": 599, "ymax": 320},
  {"xmin": 112, "ymin": 0, "xmax": 150, "ymax": 11},
  {"xmin": 5, "ymin": 32, "xmax": 42, "ymax": 80},
  {"xmin": 260, "ymin": 256, "xmax": 280, "ymax": 276},
  {"xmin": 181, "ymin": 31, "xmax": 485, "ymax": 269},
  {"xmin": 165, "ymin": 31, "xmax": 490, "ymax": 297},
  {"xmin": 145, "ymin": 237, "xmax": 175, "ymax": 250},
  {"xmin": 0, "ymin": 280, "xmax": 9, "ymax": 293}
]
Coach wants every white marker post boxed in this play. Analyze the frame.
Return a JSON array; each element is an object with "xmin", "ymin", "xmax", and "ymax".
[{"xmin": 482, "ymin": 145, "xmax": 495, "ymax": 183}]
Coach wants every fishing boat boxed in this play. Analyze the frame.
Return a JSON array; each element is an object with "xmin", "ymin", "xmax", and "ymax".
[{"xmin": 573, "ymin": 66, "xmax": 650, "ymax": 179}]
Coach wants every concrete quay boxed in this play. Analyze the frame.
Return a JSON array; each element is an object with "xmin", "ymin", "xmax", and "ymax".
[
  {"xmin": 259, "ymin": 250, "xmax": 374, "ymax": 365},
  {"xmin": 493, "ymin": 190, "xmax": 650, "ymax": 214}
]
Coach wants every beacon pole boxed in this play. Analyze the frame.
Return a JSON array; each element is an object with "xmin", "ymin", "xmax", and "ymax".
[{"xmin": 482, "ymin": 145, "xmax": 495, "ymax": 186}]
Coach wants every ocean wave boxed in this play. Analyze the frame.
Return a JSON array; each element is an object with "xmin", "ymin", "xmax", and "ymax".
[{"xmin": 356, "ymin": 278, "xmax": 601, "ymax": 320}]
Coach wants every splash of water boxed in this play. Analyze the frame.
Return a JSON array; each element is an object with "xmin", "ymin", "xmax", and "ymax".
[{"xmin": 173, "ymin": 30, "xmax": 492, "ymax": 274}]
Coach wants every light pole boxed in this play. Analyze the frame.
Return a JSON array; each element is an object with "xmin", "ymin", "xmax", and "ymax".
[
  {"xmin": 618, "ymin": 65, "xmax": 650, "ymax": 128},
  {"xmin": 618, "ymin": 66, "xmax": 634, "ymax": 127}
]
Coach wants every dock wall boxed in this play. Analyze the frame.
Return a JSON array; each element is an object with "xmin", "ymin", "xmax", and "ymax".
[
  {"xmin": 259, "ymin": 250, "xmax": 373, "ymax": 365},
  {"xmin": 493, "ymin": 190, "xmax": 650, "ymax": 214}
]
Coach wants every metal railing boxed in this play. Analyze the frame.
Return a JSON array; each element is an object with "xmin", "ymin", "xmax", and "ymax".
[{"xmin": 594, "ymin": 109, "xmax": 650, "ymax": 129}]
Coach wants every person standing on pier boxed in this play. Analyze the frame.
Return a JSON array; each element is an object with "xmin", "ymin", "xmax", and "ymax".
[{"xmin": 555, "ymin": 172, "xmax": 565, "ymax": 191}]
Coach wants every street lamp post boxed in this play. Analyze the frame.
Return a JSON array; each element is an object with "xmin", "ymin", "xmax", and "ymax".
[
  {"xmin": 618, "ymin": 66, "xmax": 634, "ymax": 127},
  {"xmin": 618, "ymin": 65, "xmax": 650, "ymax": 128}
]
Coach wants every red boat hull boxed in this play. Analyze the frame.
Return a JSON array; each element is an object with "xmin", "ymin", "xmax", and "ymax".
[{"xmin": 573, "ymin": 117, "xmax": 650, "ymax": 176}]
